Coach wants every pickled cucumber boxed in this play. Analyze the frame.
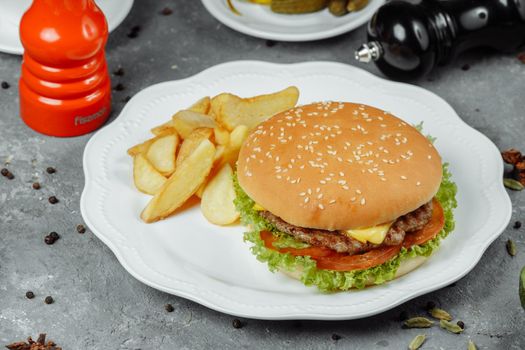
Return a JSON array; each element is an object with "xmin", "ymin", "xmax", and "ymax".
[
  {"xmin": 328, "ymin": 0, "xmax": 348, "ymax": 16},
  {"xmin": 271, "ymin": 0, "xmax": 328, "ymax": 14},
  {"xmin": 346, "ymin": 0, "xmax": 369, "ymax": 12}
]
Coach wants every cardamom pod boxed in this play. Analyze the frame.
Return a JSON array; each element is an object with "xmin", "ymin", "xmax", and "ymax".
[
  {"xmin": 404, "ymin": 317, "xmax": 434, "ymax": 328},
  {"xmin": 408, "ymin": 334, "xmax": 426, "ymax": 350},
  {"xmin": 468, "ymin": 340, "xmax": 477, "ymax": 350},
  {"xmin": 507, "ymin": 239, "xmax": 517, "ymax": 257},
  {"xmin": 439, "ymin": 319, "xmax": 464, "ymax": 334},
  {"xmin": 520, "ymin": 266, "xmax": 525, "ymax": 309},
  {"xmin": 503, "ymin": 178, "xmax": 524, "ymax": 191},
  {"xmin": 429, "ymin": 307, "xmax": 452, "ymax": 321}
]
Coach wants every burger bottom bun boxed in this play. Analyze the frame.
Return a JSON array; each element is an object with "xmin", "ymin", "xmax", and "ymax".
[{"xmin": 281, "ymin": 255, "xmax": 428, "ymax": 289}]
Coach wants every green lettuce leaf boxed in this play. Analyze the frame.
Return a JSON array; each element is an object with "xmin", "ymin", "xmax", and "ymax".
[{"xmin": 233, "ymin": 164, "xmax": 457, "ymax": 292}]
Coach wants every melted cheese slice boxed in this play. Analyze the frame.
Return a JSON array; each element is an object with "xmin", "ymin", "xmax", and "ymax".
[
  {"xmin": 344, "ymin": 222, "xmax": 393, "ymax": 244},
  {"xmin": 253, "ymin": 203, "xmax": 265, "ymax": 211}
]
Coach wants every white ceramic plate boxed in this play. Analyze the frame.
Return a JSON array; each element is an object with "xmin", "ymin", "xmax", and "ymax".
[
  {"xmin": 81, "ymin": 61, "xmax": 511, "ymax": 320},
  {"xmin": 201, "ymin": 0, "xmax": 384, "ymax": 41},
  {"xmin": 0, "ymin": 0, "xmax": 134, "ymax": 55}
]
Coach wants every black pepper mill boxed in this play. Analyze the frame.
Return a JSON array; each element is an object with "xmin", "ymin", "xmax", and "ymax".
[{"xmin": 355, "ymin": 0, "xmax": 525, "ymax": 80}]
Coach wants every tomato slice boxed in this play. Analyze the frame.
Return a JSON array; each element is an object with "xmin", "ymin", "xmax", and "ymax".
[
  {"xmin": 403, "ymin": 198, "xmax": 444, "ymax": 248},
  {"xmin": 260, "ymin": 199, "xmax": 445, "ymax": 272}
]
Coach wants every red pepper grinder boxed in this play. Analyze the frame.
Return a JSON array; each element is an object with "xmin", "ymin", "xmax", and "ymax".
[{"xmin": 19, "ymin": 0, "xmax": 111, "ymax": 137}]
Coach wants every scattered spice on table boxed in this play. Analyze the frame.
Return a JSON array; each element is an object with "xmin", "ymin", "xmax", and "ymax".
[
  {"xmin": 331, "ymin": 334, "xmax": 341, "ymax": 341},
  {"xmin": 123, "ymin": 96, "xmax": 131, "ymax": 103},
  {"xmin": 44, "ymin": 232, "xmax": 59, "ymax": 245},
  {"xmin": 399, "ymin": 310, "xmax": 408, "ymax": 321},
  {"xmin": 504, "ymin": 178, "xmax": 524, "ymax": 191},
  {"xmin": 45, "ymin": 167, "xmax": 55, "ymax": 174},
  {"xmin": 44, "ymin": 296, "xmax": 54, "ymax": 305},
  {"xmin": 461, "ymin": 64, "xmax": 470, "ymax": 71},
  {"xmin": 76, "ymin": 224, "xmax": 86, "ymax": 234},
  {"xmin": 5, "ymin": 333, "xmax": 61, "ymax": 350},
  {"xmin": 468, "ymin": 340, "xmax": 478, "ymax": 350},
  {"xmin": 113, "ymin": 67, "xmax": 125, "ymax": 76},
  {"xmin": 506, "ymin": 239, "xmax": 517, "ymax": 257},
  {"xmin": 428, "ymin": 307, "xmax": 452, "ymax": 321},
  {"xmin": 518, "ymin": 52, "xmax": 525, "ymax": 64},
  {"xmin": 425, "ymin": 301, "xmax": 436, "ymax": 310},
  {"xmin": 232, "ymin": 319, "xmax": 243, "ymax": 329},
  {"xmin": 457, "ymin": 320, "xmax": 465, "ymax": 329},
  {"xmin": 408, "ymin": 334, "xmax": 426, "ymax": 350},
  {"xmin": 403, "ymin": 317, "xmax": 434, "ymax": 328},
  {"xmin": 265, "ymin": 40, "xmax": 276, "ymax": 47},
  {"xmin": 514, "ymin": 221, "xmax": 522, "ymax": 229},
  {"xmin": 439, "ymin": 319, "xmax": 464, "ymax": 334},
  {"xmin": 25, "ymin": 291, "xmax": 35, "ymax": 299},
  {"xmin": 502, "ymin": 148, "xmax": 525, "ymax": 186},
  {"xmin": 48, "ymin": 196, "xmax": 59, "ymax": 204},
  {"xmin": 127, "ymin": 25, "xmax": 141, "ymax": 39},
  {"xmin": 161, "ymin": 7, "xmax": 173, "ymax": 15},
  {"xmin": 2, "ymin": 168, "xmax": 14, "ymax": 180},
  {"xmin": 164, "ymin": 303, "xmax": 174, "ymax": 312},
  {"xmin": 114, "ymin": 83, "xmax": 125, "ymax": 91},
  {"xmin": 32, "ymin": 182, "xmax": 41, "ymax": 190},
  {"xmin": 1, "ymin": 81, "xmax": 10, "ymax": 89}
]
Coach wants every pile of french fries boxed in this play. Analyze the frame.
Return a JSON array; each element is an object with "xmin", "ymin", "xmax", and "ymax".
[{"xmin": 127, "ymin": 86, "xmax": 299, "ymax": 225}]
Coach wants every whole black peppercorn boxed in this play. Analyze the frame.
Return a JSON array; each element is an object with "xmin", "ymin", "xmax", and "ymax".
[
  {"xmin": 48, "ymin": 196, "xmax": 59, "ymax": 204},
  {"xmin": 165, "ymin": 303, "xmax": 174, "ymax": 312},
  {"xmin": 44, "ymin": 232, "xmax": 59, "ymax": 245},
  {"xmin": 113, "ymin": 67, "xmax": 125, "ymax": 76},
  {"xmin": 127, "ymin": 31, "xmax": 138, "ymax": 39},
  {"xmin": 114, "ymin": 83, "xmax": 125, "ymax": 91},
  {"xmin": 1, "ymin": 81, "xmax": 10, "ymax": 89},
  {"xmin": 26, "ymin": 291, "xmax": 35, "ymax": 299},
  {"xmin": 77, "ymin": 224, "xmax": 86, "ymax": 234},
  {"xmin": 6, "ymin": 171, "xmax": 14, "ymax": 180},
  {"xmin": 32, "ymin": 182, "xmax": 41, "ymax": 190},
  {"xmin": 46, "ymin": 167, "xmax": 56, "ymax": 174},
  {"xmin": 461, "ymin": 64, "xmax": 471, "ymax": 71},
  {"xmin": 514, "ymin": 221, "xmax": 522, "ymax": 229},
  {"xmin": 426, "ymin": 301, "xmax": 436, "ymax": 310},
  {"xmin": 399, "ymin": 310, "xmax": 408, "ymax": 321},
  {"xmin": 265, "ymin": 40, "xmax": 276, "ymax": 47},
  {"xmin": 457, "ymin": 320, "xmax": 465, "ymax": 329},
  {"xmin": 232, "ymin": 319, "xmax": 243, "ymax": 329},
  {"xmin": 161, "ymin": 7, "xmax": 173, "ymax": 15},
  {"xmin": 1, "ymin": 168, "xmax": 8, "ymax": 176},
  {"xmin": 123, "ymin": 96, "xmax": 131, "ymax": 103},
  {"xmin": 331, "ymin": 334, "xmax": 341, "ymax": 341},
  {"xmin": 44, "ymin": 296, "xmax": 54, "ymax": 304}
]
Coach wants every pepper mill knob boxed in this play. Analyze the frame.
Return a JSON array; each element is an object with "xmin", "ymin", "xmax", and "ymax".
[{"xmin": 354, "ymin": 42, "xmax": 383, "ymax": 63}]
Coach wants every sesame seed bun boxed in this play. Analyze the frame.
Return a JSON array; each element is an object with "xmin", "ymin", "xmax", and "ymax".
[{"xmin": 237, "ymin": 102, "xmax": 442, "ymax": 230}]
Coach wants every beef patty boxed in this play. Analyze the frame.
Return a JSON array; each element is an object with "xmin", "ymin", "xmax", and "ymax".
[{"xmin": 259, "ymin": 200, "xmax": 433, "ymax": 255}]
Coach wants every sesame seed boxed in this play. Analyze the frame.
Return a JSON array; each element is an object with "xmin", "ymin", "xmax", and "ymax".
[
  {"xmin": 329, "ymin": 199, "xmax": 336, "ymax": 204},
  {"xmin": 305, "ymin": 197, "xmax": 310, "ymax": 203},
  {"xmin": 416, "ymin": 181, "xmax": 421, "ymax": 186},
  {"xmin": 401, "ymin": 175, "xmax": 407, "ymax": 180},
  {"xmin": 360, "ymin": 198, "xmax": 366, "ymax": 205},
  {"xmin": 318, "ymin": 204, "xmax": 325, "ymax": 210}
]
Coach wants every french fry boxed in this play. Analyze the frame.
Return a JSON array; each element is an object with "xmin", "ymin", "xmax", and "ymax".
[
  {"xmin": 127, "ymin": 130, "xmax": 176, "ymax": 157},
  {"xmin": 211, "ymin": 86, "xmax": 299, "ymax": 131},
  {"xmin": 141, "ymin": 140, "xmax": 216, "ymax": 223},
  {"xmin": 133, "ymin": 154, "xmax": 167, "ymax": 195},
  {"xmin": 146, "ymin": 133, "xmax": 179, "ymax": 176},
  {"xmin": 213, "ymin": 127, "xmax": 230, "ymax": 145},
  {"xmin": 150, "ymin": 96, "xmax": 211, "ymax": 135},
  {"xmin": 176, "ymin": 128, "xmax": 213, "ymax": 168},
  {"xmin": 172, "ymin": 110, "xmax": 217, "ymax": 138},
  {"xmin": 200, "ymin": 164, "xmax": 239, "ymax": 225},
  {"xmin": 215, "ymin": 125, "xmax": 250, "ymax": 168}
]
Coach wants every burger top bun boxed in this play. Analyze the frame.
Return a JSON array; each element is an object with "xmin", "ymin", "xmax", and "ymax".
[{"xmin": 237, "ymin": 102, "xmax": 442, "ymax": 230}]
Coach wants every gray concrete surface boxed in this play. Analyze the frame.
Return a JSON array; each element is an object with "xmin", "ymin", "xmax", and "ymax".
[{"xmin": 1, "ymin": 1, "xmax": 524, "ymax": 349}]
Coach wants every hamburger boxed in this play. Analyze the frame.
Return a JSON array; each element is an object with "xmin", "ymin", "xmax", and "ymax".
[{"xmin": 234, "ymin": 102, "xmax": 457, "ymax": 291}]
